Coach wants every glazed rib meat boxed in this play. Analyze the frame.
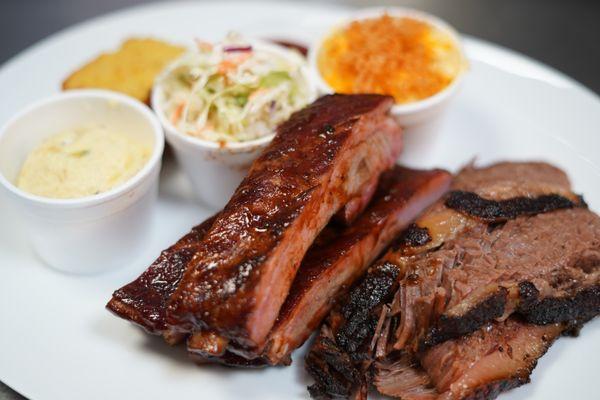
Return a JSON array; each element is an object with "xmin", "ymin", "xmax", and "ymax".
[
  {"xmin": 306, "ymin": 161, "xmax": 600, "ymax": 399},
  {"xmin": 117, "ymin": 95, "xmax": 403, "ymax": 355}
]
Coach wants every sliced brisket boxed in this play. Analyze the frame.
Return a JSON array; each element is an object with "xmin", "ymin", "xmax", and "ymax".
[
  {"xmin": 306, "ymin": 161, "xmax": 600, "ymax": 400},
  {"xmin": 404, "ymin": 206, "xmax": 598, "ymax": 351},
  {"xmin": 387, "ymin": 162, "xmax": 598, "ymax": 352}
]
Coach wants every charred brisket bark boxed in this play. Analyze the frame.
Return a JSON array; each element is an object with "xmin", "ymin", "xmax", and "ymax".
[
  {"xmin": 517, "ymin": 282, "xmax": 600, "ymax": 325},
  {"xmin": 423, "ymin": 288, "xmax": 508, "ymax": 348},
  {"xmin": 393, "ymin": 224, "xmax": 432, "ymax": 248},
  {"xmin": 445, "ymin": 191, "xmax": 578, "ymax": 222},
  {"xmin": 306, "ymin": 261, "xmax": 400, "ymax": 399},
  {"xmin": 335, "ymin": 262, "xmax": 400, "ymax": 356}
]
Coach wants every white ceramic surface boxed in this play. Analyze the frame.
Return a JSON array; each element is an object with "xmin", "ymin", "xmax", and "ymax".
[
  {"xmin": 308, "ymin": 6, "xmax": 467, "ymax": 127},
  {"xmin": 152, "ymin": 39, "xmax": 317, "ymax": 209},
  {"xmin": 0, "ymin": 2, "xmax": 599, "ymax": 400},
  {"xmin": 0, "ymin": 90, "xmax": 164, "ymax": 274}
]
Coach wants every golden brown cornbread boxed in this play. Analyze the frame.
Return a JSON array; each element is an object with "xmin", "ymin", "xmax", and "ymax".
[{"xmin": 62, "ymin": 38, "xmax": 185, "ymax": 103}]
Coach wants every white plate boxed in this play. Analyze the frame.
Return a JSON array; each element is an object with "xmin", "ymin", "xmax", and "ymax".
[{"xmin": 0, "ymin": 2, "xmax": 599, "ymax": 400}]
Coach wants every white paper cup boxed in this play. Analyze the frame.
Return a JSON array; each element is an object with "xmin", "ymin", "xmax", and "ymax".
[
  {"xmin": 152, "ymin": 40, "xmax": 317, "ymax": 209},
  {"xmin": 308, "ymin": 7, "xmax": 467, "ymax": 127},
  {"xmin": 159, "ymin": 127, "xmax": 269, "ymax": 209},
  {"xmin": 0, "ymin": 90, "xmax": 164, "ymax": 274}
]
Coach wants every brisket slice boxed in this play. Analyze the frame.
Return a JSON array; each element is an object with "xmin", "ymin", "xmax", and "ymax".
[
  {"xmin": 262, "ymin": 167, "xmax": 451, "ymax": 365},
  {"xmin": 401, "ymin": 206, "xmax": 598, "ymax": 351},
  {"xmin": 394, "ymin": 162, "xmax": 581, "ymax": 258},
  {"xmin": 449, "ymin": 162, "xmax": 575, "ymax": 201},
  {"xmin": 186, "ymin": 167, "xmax": 452, "ymax": 364},
  {"xmin": 170, "ymin": 95, "xmax": 403, "ymax": 352},
  {"xmin": 387, "ymin": 162, "xmax": 598, "ymax": 352},
  {"xmin": 106, "ymin": 215, "xmax": 217, "ymax": 344},
  {"xmin": 306, "ymin": 324, "xmax": 366, "ymax": 399},
  {"xmin": 374, "ymin": 318, "xmax": 564, "ymax": 400}
]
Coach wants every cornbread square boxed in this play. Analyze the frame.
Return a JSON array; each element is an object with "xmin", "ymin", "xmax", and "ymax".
[{"xmin": 62, "ymin": 38, "xmax": 186, "ymax": 103}]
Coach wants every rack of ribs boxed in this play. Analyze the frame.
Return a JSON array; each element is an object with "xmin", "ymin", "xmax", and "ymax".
[
  {"xmin": 108, "ymin": 165, "xmax": 452, "ymax": 364},
  {"xmin": 109, "ymin": 94, "xmax": 407, "ymax": 354}
]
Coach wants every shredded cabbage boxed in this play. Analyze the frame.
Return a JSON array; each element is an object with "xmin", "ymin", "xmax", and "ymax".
[{"xmin": 159, "ymin": 33, "xmax": 312, "ymax": 143}]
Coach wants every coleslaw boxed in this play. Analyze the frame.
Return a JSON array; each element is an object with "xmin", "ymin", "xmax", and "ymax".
[{"xmin": 157, "ymin": 33, "xmax": 313, "ymax": 143}]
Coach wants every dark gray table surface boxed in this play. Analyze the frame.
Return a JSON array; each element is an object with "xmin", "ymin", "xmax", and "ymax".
[{"xmin": 1, "ymin": 0, "xmax": 598, "ymax": 399}]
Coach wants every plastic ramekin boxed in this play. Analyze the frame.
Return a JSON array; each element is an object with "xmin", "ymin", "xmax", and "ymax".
[
  {"xmin": 0, "ymin": 90, "xmax": 165, "ymax": 274},
  {"xmin": 308, "ymin": 7, "xmax": 467, "ymax": 127},
  {"xmin": 152, "ymin": 39, "xmax": 317, "ymax": 209}
]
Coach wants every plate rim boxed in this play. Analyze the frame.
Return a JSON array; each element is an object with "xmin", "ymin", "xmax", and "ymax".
[{"xmin": 1, "ymin": 1, "xmax": 599, "ymax": 399}]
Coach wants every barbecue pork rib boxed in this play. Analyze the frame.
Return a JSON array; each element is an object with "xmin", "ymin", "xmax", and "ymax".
[
  {"xmin": 165, "ymin": 94, "xmax": 403, "ymax": 353},
  {"xmin": 306, "ymin": 161, "xmax": 600, "ymax": 399},
  {"xmin": 186, "ymin": 166, "xmax": 452, "ymax": 364},
  {"xmin": 110, "ymin": 94, "xmax": 403, "ymax": 355}
]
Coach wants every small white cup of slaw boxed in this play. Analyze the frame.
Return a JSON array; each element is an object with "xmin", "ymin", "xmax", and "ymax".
[
  {"xmin": 0, "ymin": 90, "xmax": 164, "ymax": 274},
  {"xmin": 152, "ymin": 36, "xmax": 317, "ymax": 209}
]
